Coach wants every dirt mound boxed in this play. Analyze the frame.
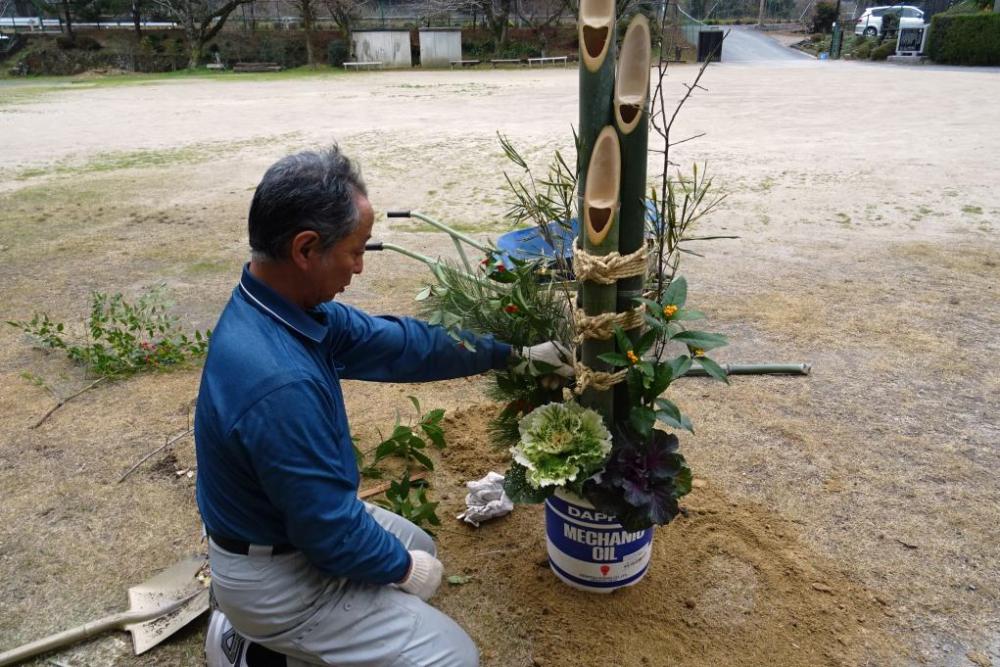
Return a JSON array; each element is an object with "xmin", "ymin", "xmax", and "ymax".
[{"xmin": 432, "ymin": 406, "xmax": 902, "ymax": 667}]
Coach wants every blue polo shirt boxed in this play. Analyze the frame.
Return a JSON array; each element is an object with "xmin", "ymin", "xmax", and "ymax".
[{"xmin": 195, "ymin": 265, "xmax": 511, "ymax": 584}]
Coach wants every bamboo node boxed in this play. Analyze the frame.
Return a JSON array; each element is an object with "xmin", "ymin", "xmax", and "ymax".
[
  {"xmin": 573, "ymin": 306, "xmax": 644, "ymax": 344},
  {"xmin": 573, "ymin": 247, "xmax": 648, "ymax": 284}
]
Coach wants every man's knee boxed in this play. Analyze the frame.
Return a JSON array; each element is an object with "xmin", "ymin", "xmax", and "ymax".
[{"xmin": 453, "ymin": 630, "xmax": 479, "ymax": 667}]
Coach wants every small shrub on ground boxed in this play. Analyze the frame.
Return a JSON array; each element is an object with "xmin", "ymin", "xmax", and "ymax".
[
  {"xmin": 327, "ymin": 39, "xmax": 349, "ymax": 66},
  {"xmin": 870, "ymin": 38, "xmax": 898, "ymax": 60},
  {"xmin": 928, "ymin": 13, "xmax": 1000, "ymax": 65},
  {"xmin": 852, "ymin": 38, "xmax": 874, "ymax": 58},
  {"xmin": 7, "ymin": 285, "xmax": 210, "ymax": 379},
  {"xmin": 56, "ymin": 35, "xmax": 101, "ymax": 51},
  {"xmin": 355, "ymin": 396, "xmax": 446, "ymax": 477},
  {"xmin": 372, "ymin": 472, "xmax": 441, "ymax": 534}
]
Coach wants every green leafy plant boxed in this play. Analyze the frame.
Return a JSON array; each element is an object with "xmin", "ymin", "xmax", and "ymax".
[
  {"xmin": 416, "ymin": 253, "xmax": 573, "ymax": 450},
  {"xmin": 928, "ymin": 13, "xmax": 1000, "ymax": 66},
  {"xmin": 372, "ymin": 471, "xmax": 442, "ymax": 534},
  {"xmin": 6, "ymin": 285, "xmax": 210, "ymax": 379},
  {"xmin": 509, "ymin": 401, "xmax": 612, "ymax": 492},
  {"xmin": 811, "ymin": 1, "xmax": 838, "ymax": 34},
  {"xmin": 363, "ymin": 396, "xmax": 446, "ymax": 476},
  {"xmin": 601, "ymin": 276, "xmax": 729, "ymax": 439},
  {"xmin": 583, "ymin": 426, "xmax": 692, "ymax": 531}
]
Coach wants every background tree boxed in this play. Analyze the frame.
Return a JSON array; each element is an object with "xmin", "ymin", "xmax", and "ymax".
[
  {"xmin": 515, "ymin": 0, "xmax": 572, "ymax": 54},
  {"xmin": 151, "ymin": 0, "xmax": 254, "ymax": 68},
  {"xmin": 811, "ymin": 0, "xmax": 837, "ymax": 32},
  {"xmin": 289, "ymin": 0, "xmax": 318, "ymax": 65},
  {"xmin": 323, "ymin": 0, "xmax": 370, "ymax": 53}
]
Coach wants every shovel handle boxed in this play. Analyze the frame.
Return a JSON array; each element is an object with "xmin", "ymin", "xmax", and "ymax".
[
  {"xmin": 0, "ymin": 592, "xmax": 201, "ymax": 666},
  {"xmin": 0, "ymin": 611, "xmax": 130, "ymax": 666}
]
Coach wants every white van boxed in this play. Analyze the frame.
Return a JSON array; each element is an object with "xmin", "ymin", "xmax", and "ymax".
[{"xmin": 854, "ymin": 5, "xmax": 925, "ymax": 36}]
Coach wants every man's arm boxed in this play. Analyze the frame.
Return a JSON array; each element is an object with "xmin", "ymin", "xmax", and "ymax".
[
  {"xmin": 236, "ymin": 379, "xmax": 410, "ymax": 584},
  {"xmin": 325, "ymin": 302, "xmax": 512, "ymax": 382}
]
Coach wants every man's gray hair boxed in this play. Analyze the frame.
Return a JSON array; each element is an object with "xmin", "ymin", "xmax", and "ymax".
[{"xmin": 248, "ymin": 146, "xmax": 368, "ymax": 262}]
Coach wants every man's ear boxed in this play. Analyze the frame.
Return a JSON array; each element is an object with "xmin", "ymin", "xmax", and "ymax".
[{"xmin": 289, "ymin": 230, "xmax": 321, "ymax": 270}]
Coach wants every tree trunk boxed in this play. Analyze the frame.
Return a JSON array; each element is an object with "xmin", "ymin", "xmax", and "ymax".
[
  {"xmin": 302, "ymin": 0, "xmax": 315, "ymax": 66},
  {"xmin": 132, "ymin": 0, "xmax": 142, "ymax": 37},
  {"xmin": 61, "ymin": 0, "xmax": 73, "ymax": 38},
  {"xmin": 187, "ymin": 41, "xmax": 202, "ymax": 69}
]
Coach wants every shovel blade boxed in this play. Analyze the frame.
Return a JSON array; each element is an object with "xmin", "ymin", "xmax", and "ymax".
[{"xmin": 124, "ymin": 556, "xmax": 210, "ymax": 655}]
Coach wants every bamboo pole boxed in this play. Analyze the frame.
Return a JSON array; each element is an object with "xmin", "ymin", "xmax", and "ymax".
[
  {"xmin": 580, "ymin": 126, "xmax": 622, "ymax": 422},
  {"xmin": 577, "ymin": 0, "xmax": 617, "ymax": 225},
  {"xmin": 613, "ymin": 14, "xmax": 652, "ymax": 420}
]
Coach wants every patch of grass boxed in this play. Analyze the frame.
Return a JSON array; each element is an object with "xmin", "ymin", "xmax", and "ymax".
[
  {"xmin": 835, "ymin": 212, "xmax": 852, "ymax": 226},
  {"xmin": 962, "ymin": 205, "xmax": 983, "ymax": 215},
  {"xmin": 1, "ymin": 65, "xmax": 348, "ymax": 88},
  {"xmin": 756, "ymin": 177, "xmax": 776, "ymax": 193},
  {"xmin": 185, "ymin": 260, "xmax": 232, "ymax": 276},
  {"xmin": 893, "ymin": 241, "xmax": 1000, "ymax": 278},
  {"xmin": 0, "ymin": 83, "xmax": 67, "ymax": 108},
  {"xmin": 14, "ymin": 133, "xmax": 300, "ymax": 180},
  {"xmin": 0, "ymin": 180, "xmax": 116, "ymax": 246},
  {"xmin": 711, "ymin": 285, "xmax": 944, "ymax": 357}
]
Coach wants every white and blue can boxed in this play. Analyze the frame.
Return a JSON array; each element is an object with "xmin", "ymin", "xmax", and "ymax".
[{"xmin": 544, "ymin": 488, "xmax": 653, "ymax": 593}]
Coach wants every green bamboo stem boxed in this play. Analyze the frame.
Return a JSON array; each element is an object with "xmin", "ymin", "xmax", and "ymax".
[
  {"xmin": 580, "ymin": 126, "xmax": 621, "ymax": 423},
  {"xmin": 613, "ymin": 14, "xmax": 652, "ymax": 420},
  {"xmin": 576, "ymin": 0, "xmax": 617, "ymax": 231},
  {"xmin": 681, "ymin": 363, "xmax": 812, "ymax": 377}
]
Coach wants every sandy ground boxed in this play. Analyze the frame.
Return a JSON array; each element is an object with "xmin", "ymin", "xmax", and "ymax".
[{"xmin": 0, "ymin": 62, "xmax": 998, "ymax": 667}]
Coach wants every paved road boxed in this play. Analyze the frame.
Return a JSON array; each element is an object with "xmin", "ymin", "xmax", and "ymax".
[{"xmin": 718, "ymin": 26, "xmax": 815, "ymax": 63}]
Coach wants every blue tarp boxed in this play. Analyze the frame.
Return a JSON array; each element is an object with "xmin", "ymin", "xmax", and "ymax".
[{"xmin": 495, "ymin": 201, "xmax": 660, "ymax": 268}]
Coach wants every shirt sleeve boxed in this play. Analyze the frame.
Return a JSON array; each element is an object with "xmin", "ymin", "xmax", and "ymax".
[
  {"xmin": 324, "ymin": 302, "xmax": 512, "ymax": 382},
  {"xmin": 234, "ymin": 379, "xmax": 410, "ymax": 584}
]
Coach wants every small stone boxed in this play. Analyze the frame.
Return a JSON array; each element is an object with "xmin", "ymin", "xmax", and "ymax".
[
  {"xmin": 692, "ymin": 478, "xmax": 707, "ymax": 489},
  {"xmin": 811, "ymin": 582, "xmax": 834, "ymax": 593}
]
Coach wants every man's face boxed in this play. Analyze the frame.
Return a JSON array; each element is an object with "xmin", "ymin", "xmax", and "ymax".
[{"xmin": 311, "ymin": 193, "xmax": 374, "ymax": 303}]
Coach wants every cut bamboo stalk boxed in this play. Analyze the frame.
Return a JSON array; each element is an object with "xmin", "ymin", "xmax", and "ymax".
[
  {"xmin": 613, "ymin": 14, "xmax": 652, "ymax": 420},
  {"xmin": 577, "ymin": 0, "xmax": 616, "ymax": 228},
  {"xmin": 580, "ymin": 126, "xmax": 621, "ymax": 422}
]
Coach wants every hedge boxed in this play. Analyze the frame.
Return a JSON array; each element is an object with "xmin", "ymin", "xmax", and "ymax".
[{"xmin": 927, "ymin": 12, "xmax": 1000, "ymax": 66}]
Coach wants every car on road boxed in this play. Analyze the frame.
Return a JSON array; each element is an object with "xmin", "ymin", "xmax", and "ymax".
[{"xmin": 854, "ymin": 5, "xmax": 925, "ymax": 36}]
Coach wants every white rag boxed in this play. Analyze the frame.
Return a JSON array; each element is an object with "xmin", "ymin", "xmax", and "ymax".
[{"xmin": 456, "ymin": 471, "xmax": 514, "ymax": 527}]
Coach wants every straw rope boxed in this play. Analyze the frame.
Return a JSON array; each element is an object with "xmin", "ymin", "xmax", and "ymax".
[
  {"xmin": 573, "ymin": 306, "xmax": 645, "ymax": 344},
  {"xmin": 573, "ymin": 362, "xmax": 628, "ymax": 395},
  {"xmin": 573, "ymin": 247, "xmax": 649, "ymax": 285}
]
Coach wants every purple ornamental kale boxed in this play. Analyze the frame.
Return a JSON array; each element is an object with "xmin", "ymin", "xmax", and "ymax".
[{"xmin": 584, "ymin": 426, "xmax": 693, "ymax": 531}]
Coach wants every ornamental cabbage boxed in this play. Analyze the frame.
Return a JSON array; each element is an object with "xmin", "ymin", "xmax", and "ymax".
[
  {"xmin": 511, "ymin": 402, "xmax": 612, "ymax": 489},
  {"xmin": 583, "ymin": 425, "xmax": 693, "ymax": 531}
]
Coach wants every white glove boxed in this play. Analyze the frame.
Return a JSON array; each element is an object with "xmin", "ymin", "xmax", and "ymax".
[
  {"xmin": 512, "ymin": 341, "xmax": 574, "ymax": 378},
  {"xmin": 397, "ymin": 550, "xmax": 443, "ymax": 601}
]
